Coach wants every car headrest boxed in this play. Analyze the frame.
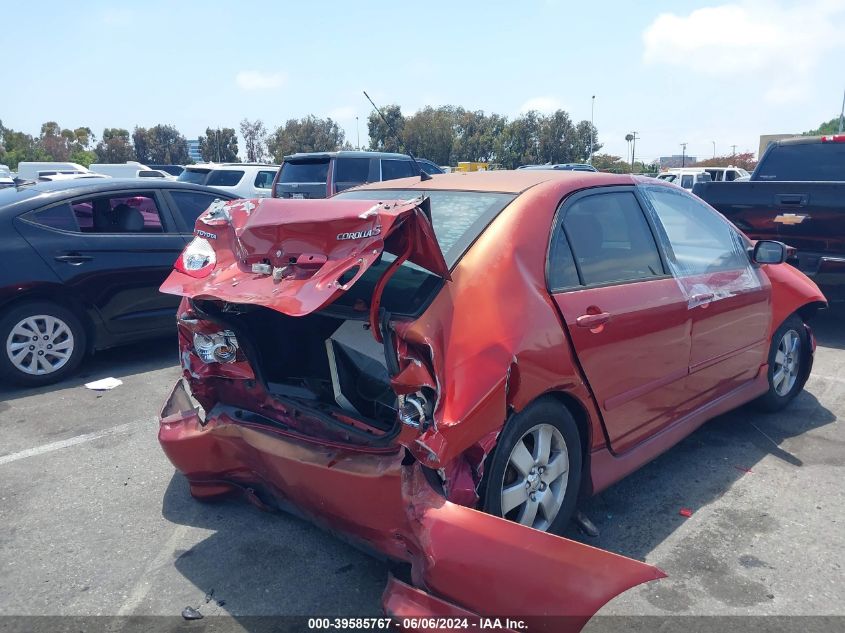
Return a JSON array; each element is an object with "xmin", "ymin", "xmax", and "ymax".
[{"xmin": 113, "ymin": 203, "xmax": 144, "ymax": 232}]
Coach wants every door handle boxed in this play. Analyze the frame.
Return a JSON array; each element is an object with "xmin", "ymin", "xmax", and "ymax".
[
  {"xmin": 54, "ymin": 253, "xmax": 93, "ymax": 265},
  {"xmin": 774, "ymin": 193, "xmax": 808, "ymax": 206},
  {"xmin": 691, "ymin": 292, "xmax": 715, "ymax": 304},
  {"xmin": 576, "ymin": 312, "xmax": 611, "ymax": 328}
]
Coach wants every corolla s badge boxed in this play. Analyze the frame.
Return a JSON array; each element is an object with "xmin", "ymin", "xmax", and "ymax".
[{"xmin": 337, "ymin": 225, "xmax": 382, "ymax": 241}]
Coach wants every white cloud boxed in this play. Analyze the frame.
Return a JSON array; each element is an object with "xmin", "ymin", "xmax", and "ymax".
[
  {"xmin": 642, "ymin": 1, "xmax": 845, "ymax": 103},
  {"xmin": 519, "ymin": 97, "xmax": 563, "ymax": 114},
  {"xmin": 235, "ymin": 70, "xmax": 286, "ymax": 91}
]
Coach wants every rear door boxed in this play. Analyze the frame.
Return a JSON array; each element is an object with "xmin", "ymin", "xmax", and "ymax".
[
  {"xmin": 548, "ymin": 187, "xmax": 693, "ymax": 453},
  {"xmin": 274, "ymin": 158, "xmax": 331, "ymax": 199},
  {"xmin": 639, "ymin": 185, "xmax": 771, "ymax": 403},
  {"xmin": 16, "ymin": 189, "xmax": 187, "ymax": 336},
  {"xmin": 163, "ymin": 189, "xmax": 237, "ymax": 234}
]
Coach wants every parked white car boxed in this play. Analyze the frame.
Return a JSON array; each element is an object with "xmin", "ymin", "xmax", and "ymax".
[
  {"xmin": 89, "ymin": 161, "xmax": 174, "ymax": 179},
  {"xmin": 701, "ymin": 166, "xmax": 750, "ymax": 182},
  {"xmin": 177, "ymin": 163, "xmax": 279, "ymax": 198},
  {"xmin": 16, "ymin": 162, "xmax": 92, "ymax": 181},
  {"xmin": 657, "ymin": 168, "xmax": 713, "ymax": 190}
]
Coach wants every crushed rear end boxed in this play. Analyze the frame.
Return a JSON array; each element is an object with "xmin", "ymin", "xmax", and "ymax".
[{"xmin": 157, "ymin": 196, "xmax": 664, "ymax": 631}]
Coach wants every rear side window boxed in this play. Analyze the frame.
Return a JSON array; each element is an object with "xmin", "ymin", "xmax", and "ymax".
[
  {"xmin": 756, "ymin": 142, "xmax": 845, "ymax": 180},
  {"xmin": 70, "ymin": 193, "xmax": 164, "ymax": 233},
  {"xmin": 23, "ymin": 203, "xmax": 80, "ymax": 232},
  {"xmin": 335, "ymin": 158, "xmax": 371, "ymax": 187},
  {"xmin": 562, "ymin": 192, "xmax": 663, "ymax": 286},
  {"xmin": 206, "ymin": 170, "xmax": 244, "ymax": 187},
  {"xmin": 381, "ymin": 159, "xmax": 415, "ymax": 181},
  {"xmin": 177, "ymin": 169, "xmax": 210, "ymax": 184},
  {"xmin": 280, "ymin": 161, "xmax": 329, "ymax": 183},
  {"xmin": 254, "ymin": 170, "xmax": 276, "ymax": 189},
  {"xmin": 170, "ymin": 191, "xmax": 222, "ymax": 228},
  {"xmin": 680, "ymin": 175, "xmax": 694, "ymax": 189}
]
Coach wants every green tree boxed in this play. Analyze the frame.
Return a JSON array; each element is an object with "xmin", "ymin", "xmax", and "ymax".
[
  {"xmin": 803, "ymin": 116, "xmax": 842, "ymax": 136},
  {"xmin": 402, "ymin": 106, "xmax": 455, "ymax": 165},
  {"xmin": 133, "ymin": 125, "xmax": 189, "ymax": 164},
  {"xmin": 495, "ymin": 111, "xmax": 544, "ymax": 168},
  {"xmin": 367, "ymin": 105, "xmax": 404, "ymax": 153},
  {"xmin": 267, "ymin": 116, "xmax": 345, "ymax": 162},
  {"xmin": 452, "ymin": 110, "xmax": 506, "ymax": 163},
  {"xmin": 0, "ymin": 121, "xmax": 45, "ymax": 169},
  {"xmin": 199, "ymin": 127, "xmax": 239, "ymax": 162},
  {"xmin": 95, "ymin": 128, "xmax": 135, "ymax": 163},
  {"xmin": 240, "ymin": 118, "xmax": 267, "ymax": 162}
]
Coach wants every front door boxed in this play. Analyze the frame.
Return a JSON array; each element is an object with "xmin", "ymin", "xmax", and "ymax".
[
  {"xmin": 548, "ymin": 188, "xmax": 693, "ymax": 453},
  {"xmin": 639, "ymin": 185, "xmax": 771, "ymax": 405}
]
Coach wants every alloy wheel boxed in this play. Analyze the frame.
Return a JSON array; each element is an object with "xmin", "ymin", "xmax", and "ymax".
[
  {"xmin": 500, "ymin": 423, "xmax": 569, "ymax": 531},
  {"xmin": 5, "ymin": 315, "xmax": 75, "ymax": 376},
  {"xmin": 773, "ymin": 329, "xmax": 801, "ymax": 397}
]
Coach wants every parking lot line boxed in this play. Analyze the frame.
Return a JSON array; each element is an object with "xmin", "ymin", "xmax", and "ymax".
[{"xmin": 0, "ymin": 419, "xmax": 148, "ymax": 466}]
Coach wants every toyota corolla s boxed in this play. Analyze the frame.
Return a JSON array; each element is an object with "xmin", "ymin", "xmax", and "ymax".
[{"xmin": 157, "ymin": 171, "xmax": 825, "ymax": 630}]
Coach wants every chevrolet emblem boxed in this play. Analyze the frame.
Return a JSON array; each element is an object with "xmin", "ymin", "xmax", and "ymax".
[{"xmin": 773, "ymin": 213, "xmax": 809, "ymax": 225}]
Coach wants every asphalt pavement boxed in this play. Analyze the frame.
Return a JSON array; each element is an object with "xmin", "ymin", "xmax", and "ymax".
[{"xmin": 0, "ymin": 311, "xmax": 842, "ymax": 627}]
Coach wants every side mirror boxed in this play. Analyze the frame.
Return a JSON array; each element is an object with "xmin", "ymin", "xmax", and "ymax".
[{"xmin": 751, "ymin": 240, "xmax": 787, "ymax": 265}]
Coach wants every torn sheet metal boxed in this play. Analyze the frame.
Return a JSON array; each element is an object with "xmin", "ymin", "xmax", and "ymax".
[
  {"xmin": 158, "ymin": 381, "xmax": 664, "ymax": 632},
  {"xmin": 160, "ymin": 197, "xmax": 450, "ymax": 317}
]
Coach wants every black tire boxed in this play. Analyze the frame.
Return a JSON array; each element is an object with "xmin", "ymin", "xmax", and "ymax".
[
  {"xmin": 0, "ymin": 301, "xmax": 87, "ymax": 387},
  {"xmin": 483, "ymin": 398, "xmax": 582, "ymax": 535},
  {"xmin": 755, "ymin": 314, "xmax": 810, "ymax": 412}
]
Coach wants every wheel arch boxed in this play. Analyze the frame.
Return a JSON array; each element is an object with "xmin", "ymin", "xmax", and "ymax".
[{"xmin": 0, "ymin": 286, "xmax": 99, "ymax": 354}]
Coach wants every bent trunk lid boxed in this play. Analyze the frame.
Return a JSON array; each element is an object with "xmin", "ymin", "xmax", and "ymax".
[{"xmin": 160, "ymin": 197, "xmax": 450, "ymax": 316}]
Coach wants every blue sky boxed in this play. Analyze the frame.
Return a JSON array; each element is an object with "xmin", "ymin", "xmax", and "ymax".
[{"xmin": 4, "ymin": 0, "xmax": 844, "ymax": 162}]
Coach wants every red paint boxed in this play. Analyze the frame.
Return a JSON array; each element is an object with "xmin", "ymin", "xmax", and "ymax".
[
  {"xmin": 158, "ymin": 170, "xmax": 827, "ymax": 628},
  {"xmin": 679, "ymin": 508, "xmax": 693, "ymax": 518}
]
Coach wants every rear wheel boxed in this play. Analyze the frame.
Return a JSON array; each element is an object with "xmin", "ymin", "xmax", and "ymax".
[
  {"xmin": 0, "ymin": 301, "xmax": 87, "ymax": 387},
  {"xmin": 483, "ymin": 399, "xmax": 581, "ymax": 534},
  {"xmin": 755, "ymin": 314, "xmax": 809, "ymax": 412}
]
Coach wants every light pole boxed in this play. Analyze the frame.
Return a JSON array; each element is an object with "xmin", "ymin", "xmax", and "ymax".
[
  {"xmin": 356, "ymin": 116, "xmax": 360, "ymax": 150},
  {"xmin": 712, "ymin": 141, "xmax": 716, "ymax": 159},
  {"xmin": 589, "ymin": 95, "xmax": 595, "ymax": 164},
  {"xmin": 625, "ymin": 132, "xmax": 639, "ymax": 172},
  {"xmin": 680, "ymin": 142, "xmax": 688, "ymax": 167},
  {"xmin": 839, "ymin": 87, "xmax": 844, "ymax": 134},
  {"xmin": 215, "ymin": 128, "xmax": 221, "ymax": 162}
]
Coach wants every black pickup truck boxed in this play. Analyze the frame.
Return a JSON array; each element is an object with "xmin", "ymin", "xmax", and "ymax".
[{"xmin": 694, "ymin": 135, "xmax": 845, "ymax": 302}]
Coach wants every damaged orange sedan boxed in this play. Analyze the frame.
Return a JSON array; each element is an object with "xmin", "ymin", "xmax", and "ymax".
[{"xmin": 158, "ymin": 170, "xmax": 826, "ymax": 631}]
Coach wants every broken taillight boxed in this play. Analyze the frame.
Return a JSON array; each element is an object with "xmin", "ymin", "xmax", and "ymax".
[
  {"xmin": 175, "ymin": 237, "xmax": 216, "ymax": 278},
  {"xmin": 193, "ymin": 331, "xmax": 239, "ymax": 364}
]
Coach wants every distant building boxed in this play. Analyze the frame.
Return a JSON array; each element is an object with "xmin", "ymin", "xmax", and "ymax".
[
  {"xmin": 659, "ymin": 154, "xmax": 698, "ymax": 169},
  {"xmin": 187, "ymin": 139, "xmax": 202, "ymax": 163},
  {"xmin": 759, "ymin": 134, "xmax": 798, "ymax": 159}
]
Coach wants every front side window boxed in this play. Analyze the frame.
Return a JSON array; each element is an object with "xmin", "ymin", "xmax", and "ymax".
[
  {"xmin": 640, "ymin": 186, "xmax": 749, "ymax": 276},
  {"xmin": 562, "ymin": 192, "xmax": 663, "ymax": 286},
  {"xmin": 71, "ymin": 193, "xmax": 164, "ymax": 233},
  {"xmin": 206, "ymin": 170, "xmax": 244, "ymax": 187}
]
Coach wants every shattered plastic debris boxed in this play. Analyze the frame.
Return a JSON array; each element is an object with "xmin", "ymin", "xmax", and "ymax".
[
  {"xmin": 84, "ymin": 377, "xmax": 123, "ymax": 391},
  {"xmin": 734, "ymin": 465, "xmax": 754, "ymax": 473},
  {"xmin": 679, "ymin": 508, "xmax": 693, "ymax": 518},
  {"xmin": 181, "ymin": 606, "xmax": 204, "ymax": 620}
]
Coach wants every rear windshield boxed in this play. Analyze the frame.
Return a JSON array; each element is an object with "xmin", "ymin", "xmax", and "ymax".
[
  {"xmin": 330, "ymin": 189, "xmax": 515, "ymax": 316},
  {"xmin": 178, "ymin": 169, "xmax": 210, "ymax": 185},
  {"xmin": 756, "ymin": 142, "xmax": 845, "ymax": 181},
  {"xmin": 280, "ymin": 160, "xmax": 330, "ymax": 184}
]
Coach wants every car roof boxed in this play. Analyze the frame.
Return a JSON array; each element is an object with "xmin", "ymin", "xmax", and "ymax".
[
  {"xmin": 283, "ymin": 150, "xmax": 413, "ymax": 161},
  {"xmin": 351, "ymin": 169, "xmax": 633, "ymax": 194},
  {"xmin": 185, "ymin": 163, "xmax": 278, "ymax": 169},
  {"xmin": 0, "ymin": 178, "xmax": 236, "ymax": 216}
]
